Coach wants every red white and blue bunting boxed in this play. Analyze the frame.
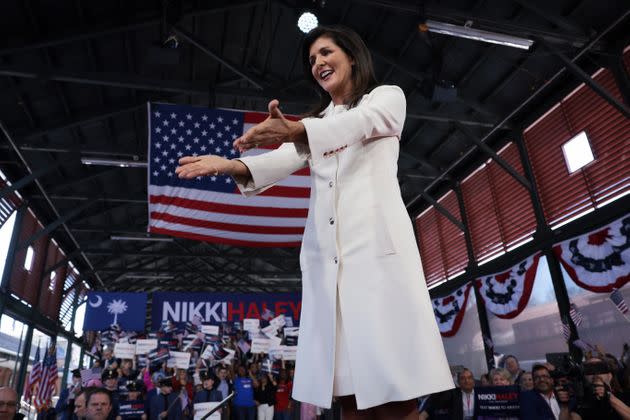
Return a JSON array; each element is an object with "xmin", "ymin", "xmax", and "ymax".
[
  {"xmin": 475, "ymin": 253, "xmax": 542, "ymax": 319},
  {"xmin": 553, "ymin": 215, "xmax": 630, "ymax": 293},
  {"xmin": 432, "ymin": 282, "xmax": 473, "ymax": 337}
]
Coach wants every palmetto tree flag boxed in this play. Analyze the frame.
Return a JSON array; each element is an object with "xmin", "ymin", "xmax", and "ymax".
[{"xmin": 83, "ymin": 292, "xmax": 148, "ymax": 331}]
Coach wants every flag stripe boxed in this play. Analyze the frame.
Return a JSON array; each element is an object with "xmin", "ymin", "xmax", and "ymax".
[
  {"xmin": 150, "ymin": 221, "xmax": 303, "ymax": 242},
  {"xmin": 150, "ymin": 227, "xmax": 302, "ymax": 247},
  {"xmin": 150, "ymin": 212, "xmax": 305, "ymax": 234},
  {"xmin": 150, "ymin": 204, "xmax": 306, "ymax": 227},
  {"xmin": 150, "ymin": 195, "xmax": 308, "ymax": 218},
  {"xmin": 149, "ymin": 185, "xmax": 309, "ymax": 208},
  {"xmin": 257, "ymin": 186, "xmax": 310, "ymax": 198}
]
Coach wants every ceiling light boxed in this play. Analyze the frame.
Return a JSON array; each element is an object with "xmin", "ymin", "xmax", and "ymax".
[
  {"xmin": 81, "ymin": 157, "xmax": 147, "ymax": 168},
  {"xmin": 110, "ymin": 235, "xmax": 174, "ymax": 242},
  {"xmin": 423, "ymin": 20, "xmax": 534, "ymax": 50},
  {"xmin": 297, "ymin": 12, "xmax": 318, "ymax": 33}
]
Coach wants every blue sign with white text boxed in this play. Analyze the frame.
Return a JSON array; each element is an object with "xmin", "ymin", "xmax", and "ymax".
[
  {"xmin": 83, "ymin": 292, "xmax": 148, "ymax": 331},
  {"xmin": 151, "ymin": 292, "xmax": 301, "ymax": 330}
]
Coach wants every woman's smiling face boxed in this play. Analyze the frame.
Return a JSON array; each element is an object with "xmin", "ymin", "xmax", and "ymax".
[{"xmin": 309, "ymin": 36, "xmax": 355, "ymax": 105}]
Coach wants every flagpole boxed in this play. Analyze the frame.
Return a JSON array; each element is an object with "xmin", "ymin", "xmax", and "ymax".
[{"xmin": 200, "ymin": 392, "xmax": 235, "ymax": 420}]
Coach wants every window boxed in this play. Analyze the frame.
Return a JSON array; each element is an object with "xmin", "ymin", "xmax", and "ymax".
[
  {"xmin": 562, "ymin": 131, "xmax": 595, "ymax": 173},
  {"xmin": 0, "ymin": 211, "xmax": 17, "ymax": 281},
  {"xmin": 441, "ymin": 291, "xmax": 487, "ymax": 377},
  {"xmin": 48, "ymin": 271, "xmax": 57, "ymax": 292},
  {"xmin": 486, "ymin": 256, "xmax": 567, "ymax": 371},
  {"xmin": 0, "ymin": 314, "xmax": 29, "ymax": 388},
  {"xmin": 23, "ymin": 246, "xmax": 34, "ymax": 271}
]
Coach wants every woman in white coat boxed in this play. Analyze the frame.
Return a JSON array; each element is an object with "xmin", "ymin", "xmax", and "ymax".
[{"xmin": 176, "ymin": 25, "xmax": 454, "ymax": 419}]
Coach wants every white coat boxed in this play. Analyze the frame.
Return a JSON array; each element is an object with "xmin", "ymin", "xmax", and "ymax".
[{"xmin": 235, "ymin": 85, "xmax": 454, "ymax": 409}]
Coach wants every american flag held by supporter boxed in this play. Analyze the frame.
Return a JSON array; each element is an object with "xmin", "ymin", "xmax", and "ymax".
[
  {"xmin": 569, "ymin": 303, "xmax": 584, "ymax": 327},
  {"xmin": 23, "ymin": 344, "xmax": 42, "ymax": 402},
  {"xmin": 610, "ymin": 288, "xmax": 629, "ymax": 317},
  {"xmin": 34, "ymin": 346, "xmax": 58, "ymax": 411},
  {"xmin": 147, "ymin": 103, "xmax": 310, "ymax": 247}
]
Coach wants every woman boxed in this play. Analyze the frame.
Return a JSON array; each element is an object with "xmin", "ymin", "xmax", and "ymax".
[
  {"xmin": 254, "ymin": 373, "xmax": 277, "ymax": 420},
  {"xmin": 176, "ymin": 25, "xmax": 453, "ymax": 419},
  {"xmin": 518, "ymin": 371, "xmax": 534, "ymax": 391},
  {"xmin": 490, "ymin": 368, "xmax": 514, "ymax": 386}
]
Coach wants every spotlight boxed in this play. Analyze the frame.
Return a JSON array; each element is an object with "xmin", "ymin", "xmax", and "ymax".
[{"xmin": 297, "ymin": 12, "xmax": 318, "ymax": 33}]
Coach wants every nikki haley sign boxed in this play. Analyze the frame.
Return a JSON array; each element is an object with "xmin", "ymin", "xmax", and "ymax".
[{"xmin": 151, "ymin": 292, "xmax": 301, "ymax": 330}]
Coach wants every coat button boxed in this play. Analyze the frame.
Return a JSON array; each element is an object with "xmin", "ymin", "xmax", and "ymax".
[
  {"xmin": 328, "ymin": 181, "xmax": 333, "ymax": 188},
  {"xmin": 329, "ymin": 218, "xmax": 334, "ymax": 225},
  {"xmin": 333, "ymin": 257, "xmax": 338, "ymax": 264}
]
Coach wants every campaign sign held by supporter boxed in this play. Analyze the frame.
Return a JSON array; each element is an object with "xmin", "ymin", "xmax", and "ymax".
[
  {"xmin": 118, "ymin": 400, "xmax": 145, "ymax": 419},
  {"xmin": 475, "ymin": 385, "xmax": 520, "ymax": 418},
  {"xmin": 84, "ymin": 292, "xmax": 147, "ymax": 331}
]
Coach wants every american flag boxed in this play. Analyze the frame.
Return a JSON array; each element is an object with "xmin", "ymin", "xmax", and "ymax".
[
  {"xmin": 34, "ymin": 346, "xmax": 58, "ymax": 411},
  {"xmin": 610, "ymin": 288, "xmax": 629, "ymax": 316},
  {"xmin": 561, "ymin": 318, "xmax": 571, "ymax": 341},
  {"xmin": 147, "ymin": 103, "xmax": 310, "ymax": 247},
  {"xmin": 24, "ymin": 344, "xmax": 41, "ymax": 402},
  {"xmin": 569, "ymin": 303, "xmax": 584, "ymax": 327}
]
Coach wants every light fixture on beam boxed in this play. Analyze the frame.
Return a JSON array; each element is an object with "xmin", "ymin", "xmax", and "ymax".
[
  {"xmin": 81, "ymin": 157, "xmax": 147, "ymax": 168},
  {"xmin": 125, "ymin": 274, "xmax": 174, "ymax": 280},
  {"xmin": 110, "ymin": 235, "xmax": 174, "ymax": 242},
  {"xmin": 421, "ymin": 20, "xmax": 534, "ymax": 50}
]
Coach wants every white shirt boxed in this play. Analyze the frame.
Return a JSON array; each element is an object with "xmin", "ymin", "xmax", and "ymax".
[
  {"xmin": 462, "ymin": 390, "xmax": 475, "ymax": 419},
  {"xmin": 541, "ymin": 392, "xmax": 560, "ymax": 420}
]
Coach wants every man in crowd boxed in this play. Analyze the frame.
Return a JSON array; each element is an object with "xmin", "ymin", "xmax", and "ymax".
[
  {"xmin": 193, "ymin": 371, "xmax": 222, "ymax": 404},
  {"xmin": 232, "ymin": 365, "xmax": 256, "ymax": 420},
  {"xmin": 148, "ymin": 377, "xmax": 181, "ymax": 420},
  {"xmin": 419, "ymin": 368, "xmax": 476, "ymax": 420},
  {"xmin": 117, "ymin": 381, "xmax": 146, "ymax": 419},
  {"xmin": 55, "ymin": 368, "xmax": 82, "ymax": 420},
  {"xmin": 85, "ymin": 389, "xmax": 114, "ymax": 420},
  {"xmin": 102, "ymin": 368, "xmax": 120, "ymax": 418},
  {"xmin": 0, "ymin": 387, "xmax": 22, "ymax": 420},
  {"xmin": 74, "ymin": 388, "xmax": 89, "ymax": 420},
  {"xmin": 502, "ymin": 355, "xmax": 525, "ymax": 384},
  {"xmin": 520, "ymin": 364, "xmax": 572, "ymax": 420}
]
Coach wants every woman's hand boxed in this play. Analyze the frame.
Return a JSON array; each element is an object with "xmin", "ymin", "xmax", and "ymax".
[
  {"xmin": 175, "ymin": 155, "xmax": 232, "ymax": 179},
  {"xmin": 233, "ymin": 100, "xmax": 306, "ymax": 152}
]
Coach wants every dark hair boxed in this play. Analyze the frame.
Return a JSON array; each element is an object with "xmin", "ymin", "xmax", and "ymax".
[
  {"xmin": 457, "ymin": 368, "xmax": 473, "ymax": 382},
  {"xmin": 532, "ymin": 364, "xmax": 550, "ymax": 375},
  {"xmin": 86, "ymin": 388, "xmax": 112, "ymax": 405},
  {"xmin": 500, "ymin": 355, "xmax": 518, "ymax": 368},
  {"xmin": 302, "ymin": 25, "xmax": 378, "ymax": 117}
]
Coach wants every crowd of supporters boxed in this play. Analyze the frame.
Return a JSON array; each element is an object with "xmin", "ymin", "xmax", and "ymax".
[{"xmin": 420, "ymin": 346, "xmax": 630, "ymax": 420}]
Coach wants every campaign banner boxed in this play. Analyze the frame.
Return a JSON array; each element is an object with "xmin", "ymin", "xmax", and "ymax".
[
  {"xmin": 475, "ymin": 385, "xmax": 520, "ymax": 417},
  {"xmin": 84, "ymin": 292, "xmax": 148, "ymax": 331},
  {"xmin": 151, "ymin": 292, "xmax": 301, "ymax": 330},
  {"xmin": 119, "ymin": 401, "xmax": 146, "ymax": 419}
]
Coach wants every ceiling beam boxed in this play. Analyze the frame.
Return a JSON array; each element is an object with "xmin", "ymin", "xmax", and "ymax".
[
  {"xmin": 0, "ymin": 1, "xmax": 264, "ymax": 57},
  {"xmin": 405, "ymin": 7, "xmax": 630, "ymax": 213}
]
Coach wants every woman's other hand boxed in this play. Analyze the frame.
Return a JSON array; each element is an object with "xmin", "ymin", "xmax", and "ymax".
[{"xmin": 233, "ymin": 100, "xmax": 306, "ymax": 152}]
